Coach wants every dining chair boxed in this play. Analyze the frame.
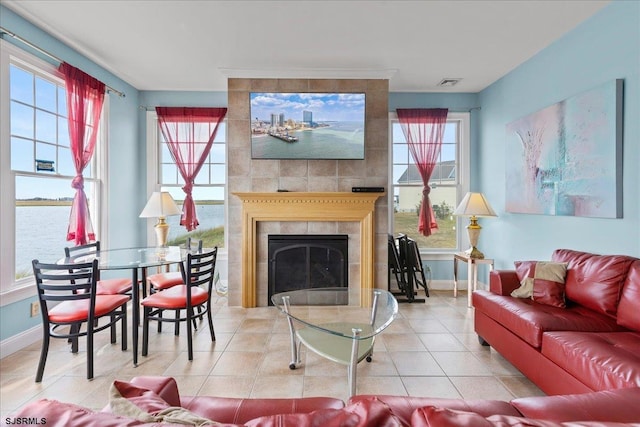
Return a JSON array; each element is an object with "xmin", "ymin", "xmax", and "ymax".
[
  {"xmin": 147, "ymin": 237, "xmax": 203, "ymax": 334},
  {"xmin": 147, "ymin": 237, "xmax": 203, "ymax": 293},
  {"xmin": 141, "ymin": 247, "xmax": 217, "ymax": 361},
  {"xmin": 64, "ymin": 242, "xmax": 133, "ymax": 295},
  {"xmin": 64, "ymin": 241, "xmax": 133, "ymax": 341},
  {"xmin": 32, "ymin": 258, "xmax": 129, "ymax": 382}
]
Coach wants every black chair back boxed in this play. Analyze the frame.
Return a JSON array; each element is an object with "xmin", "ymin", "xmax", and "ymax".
[
  {"xmin": 64, "ymin": 241, "xmax": 100, "ymax": 261},
  {"xmin": 33, "ymin": 259, "xmax": 98, "ymax": 319},
  {"xmin": 185, "ymin": 247, "xmax": 218, "ymax": 303}
]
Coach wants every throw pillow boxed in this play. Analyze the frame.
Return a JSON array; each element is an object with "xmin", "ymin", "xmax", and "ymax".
[
  {"xmin": 109, "ymin": 380, "xmax": 223, "ymax": 426},
  {"xmin": 511, "ymin": 261, "xmax": 568, "ymax": 308}
]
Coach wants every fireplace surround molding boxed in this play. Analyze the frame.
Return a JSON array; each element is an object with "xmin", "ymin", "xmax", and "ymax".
[{"xmin": 233, "ymin": 191, "xmax": 384, "ymax": 307}]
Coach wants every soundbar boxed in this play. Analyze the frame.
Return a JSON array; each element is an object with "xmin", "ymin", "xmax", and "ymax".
[{"xmin": 352, "ymin": 187, "xmax": 385, "ymax": 193}]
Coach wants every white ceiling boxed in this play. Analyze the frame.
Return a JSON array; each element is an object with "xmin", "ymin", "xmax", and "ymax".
[{"xmin": 2, "ymin": 0, "xmax": 610, "ymax": 93}]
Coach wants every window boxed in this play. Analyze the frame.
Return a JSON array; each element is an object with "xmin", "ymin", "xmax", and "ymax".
[
  {"xmin": 389, "ymin": 112, "xmax": 469, "ymax": 252},
  {"xmin": 146, "ymin": 112, "xmax": 226, "ymax": 248},
  {"xmin": 0, "ymin": 41, "xmax": 105, "ymax": 296}
]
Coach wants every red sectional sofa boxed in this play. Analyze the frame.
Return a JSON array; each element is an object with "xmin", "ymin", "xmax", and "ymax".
[
  {"xmin": 473, "ymin": 249, "xmax": 640, "ymax": 395},
  {"xmin": 9, "ymin": 376, "xmax": 640, "ymax": 426}
]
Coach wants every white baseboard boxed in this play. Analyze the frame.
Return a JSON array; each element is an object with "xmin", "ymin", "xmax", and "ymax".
[
  {"xmin": 427, "ymin": 279, "xmax": 487, "ymax": 291},
  {"xmin": 0, "ymin": 324, "xmax": 41, "ymax": 359},
  {"xmin": 429, "ymin": 279, "xmax": 451, "ymax": 290}
]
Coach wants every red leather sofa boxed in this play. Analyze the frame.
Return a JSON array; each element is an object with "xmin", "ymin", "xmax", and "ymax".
[
  {"xmin": 473, "ymin": 249, "xmax": 640, "ymax": 395},
  {"xmin": 8, "ymin": 376, "xmax": 640, "ymax": 426}
]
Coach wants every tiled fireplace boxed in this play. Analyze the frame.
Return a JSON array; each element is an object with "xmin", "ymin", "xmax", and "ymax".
[
  {"xmin": 233, "ymin": 192, "xmax": 383, "ymax": 307},
  {"xmin": 226, "ymin": 77, "xmax": 389, "ymax": 307}
]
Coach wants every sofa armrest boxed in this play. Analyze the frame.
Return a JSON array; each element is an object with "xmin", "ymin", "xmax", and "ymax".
[
  {"xmin": 489, "ymin": 270, "xmax": 520, "ymax": 295},
  {"xmin": 129, "ymin": 376, "xmax": 181, "ymax": 407},
  {"xmin": 511, "ymin": 387, "xmax": 640, "ymax": 423}
]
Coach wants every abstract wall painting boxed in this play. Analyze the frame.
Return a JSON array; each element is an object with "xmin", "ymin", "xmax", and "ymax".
[{"xmin": 505, "ymin": 79, "xmax": 623, "ymax": 218}]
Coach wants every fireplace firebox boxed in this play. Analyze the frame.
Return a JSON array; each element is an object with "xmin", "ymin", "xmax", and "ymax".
[{"xmin": 268, "ymin": 234, "xmax": 348, "ymax": 305}]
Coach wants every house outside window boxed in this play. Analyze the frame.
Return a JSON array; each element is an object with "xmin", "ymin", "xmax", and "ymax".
[
  {"xmin": 0, "ymin": 41, "xmax": 105, "ymax": 296},
  {"xmin": 389, "ymin": 112, "xmax": 470, "ymax": 252},
  {"xmin": 146, "ymin": 112, "xmax": 226, "ymax": 248}
]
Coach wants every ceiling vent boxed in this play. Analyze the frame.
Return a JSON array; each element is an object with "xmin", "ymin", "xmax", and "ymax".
[{"xmin": 437, "ymin": 78, "xmax": 462, "ymax": 87}]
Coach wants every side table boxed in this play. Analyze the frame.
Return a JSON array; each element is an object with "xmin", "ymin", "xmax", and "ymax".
[{"xmin": 453, "ymin": 253, "xmax": 494, "ymax": 307}]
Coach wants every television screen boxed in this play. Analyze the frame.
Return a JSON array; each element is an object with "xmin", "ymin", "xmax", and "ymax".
[{"xmin": 250, "ymin": 92, "xmax": 365, "ymax": 159}]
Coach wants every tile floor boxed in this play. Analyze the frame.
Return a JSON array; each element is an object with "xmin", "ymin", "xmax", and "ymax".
[{"xmin": 0, "ymin": 289, "xmax": 544, "ymax": 419}]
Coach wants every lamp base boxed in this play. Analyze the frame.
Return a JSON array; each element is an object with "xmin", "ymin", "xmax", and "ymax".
[
  {"xmin": 463, "ymin": 246, "xmax": 485, "ymax": 259},
  {"xmin": 465, "ymin": 216, "xmax": 485, "ymax": 259},
  {"xmin": 154, "ymin": 217, "xmax": 170, "ymax": 247}
]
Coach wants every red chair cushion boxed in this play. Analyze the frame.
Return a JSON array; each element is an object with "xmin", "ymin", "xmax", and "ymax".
[
  {"xmin": 48, "ymin": 295, "xmax": 129, "ymax": 323},
  {"xmin": 141, "ymin": 285, "xmax": 207, "ymax": 310},
  {"xmin": 97, "ymin": 278, "xmax": 133, "ymax": 295},
  {"xmin": 148, "ymin": 272, "xmax": 184, "ymax": 291}
]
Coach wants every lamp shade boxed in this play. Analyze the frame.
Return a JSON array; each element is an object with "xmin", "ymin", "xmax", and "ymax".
[
  {"xmin": 454, "ymin": 192, "xmax": 497, "ymax": 217},
  {"xmin": 139, "ymin": 191, "xmax": 181, "ymax": 218}
]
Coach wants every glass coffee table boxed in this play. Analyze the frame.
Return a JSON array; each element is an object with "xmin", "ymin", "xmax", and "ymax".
[{"xmin": 271, "ymin": 287, "xmax": 398, "ymax": 397}]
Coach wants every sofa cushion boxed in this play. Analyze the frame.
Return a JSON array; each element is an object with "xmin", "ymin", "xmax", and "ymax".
[
  {"xmin": 409, "ymin": 406, "xmax": 635, "ymax": 427},
  {"xmin": 541, "ymin": 331, "xmax": 640, "ymax": 390},
  {"xmin": 552, "ymin": 249, "xmax": 637, "ymax": 317},
  {"xmin": 244, "ymin": 397, "xmax": 404, "ymax": 427},
  {"xmin": 511, "ymin": 387, "xmax": 640, "ymax": 423},
  {"xmin": 473, "ymin": 290, "xmax": 624, "ymax": 348},
  {"xmin": 617, "ymin": 260, "xmax": 640, "ymax": 332},
  {"xmin": 513, "ymin": 261, "xmax": 568, "ymax": 308},
  {"xmin": 348, "ymin": 395, "xmax": 521, "ymax": 426},
  {"xmin": 181, "ymin": 395, "xmax": 345, "ymax": 424}
]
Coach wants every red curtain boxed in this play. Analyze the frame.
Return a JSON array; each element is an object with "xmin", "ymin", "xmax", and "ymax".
[
  {"xmin": 396, "ymin": 108, "xmax": 449, "ymax": 237},
  {"xmin": 156, "ymin": 107, "xmax": 227, "ymax": 231},
  {"xmin": 59, "ymin": 62, "xmax": 105, "ymax": 245}
]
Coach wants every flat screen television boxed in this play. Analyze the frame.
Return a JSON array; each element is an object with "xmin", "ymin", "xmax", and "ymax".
[{"xmin": 250, "ymin": 92, "xmax": 365, "ymax": 159}]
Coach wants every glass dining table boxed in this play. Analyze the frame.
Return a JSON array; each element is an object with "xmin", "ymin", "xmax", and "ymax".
[{"xmin": 61, "ymin": 246, "xmax": 189, "ymax": 366}]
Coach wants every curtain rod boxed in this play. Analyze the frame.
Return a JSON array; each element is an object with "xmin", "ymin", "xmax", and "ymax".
[{"xmin": 0, "ymin": 26, "xmax": 125, "ymax": 98}]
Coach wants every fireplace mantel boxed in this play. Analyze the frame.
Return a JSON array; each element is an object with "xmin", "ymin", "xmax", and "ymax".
[{"xmin": 233, "ymin": 192, "xmax": 384, "ymax": 307}]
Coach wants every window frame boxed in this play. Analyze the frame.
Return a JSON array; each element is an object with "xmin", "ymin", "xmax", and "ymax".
[
  {"xmin": 145, "ymin": 110, "xmax": 227, "ymax": 248},
  {"xmin": 388, "ymin": 111, "xmax": 470, "ymax": 258},
  {"xmin": 0, "ymin": 40, "xmax": 107, "ymax": 304}
]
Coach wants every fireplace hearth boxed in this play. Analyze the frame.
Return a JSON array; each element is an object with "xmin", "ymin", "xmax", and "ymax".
[{"xmin": 268, "ymin": 234, "xmax": 348, "ymax": 304}]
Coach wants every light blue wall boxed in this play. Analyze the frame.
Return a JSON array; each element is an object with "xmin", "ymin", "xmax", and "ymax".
[
  {"xmin": 1, "ymin": 5, "xmax": 142, "ymax": 340},
  {"xmin": 477, "ymin": 1, "xmax": 640, "ymax": 269}
]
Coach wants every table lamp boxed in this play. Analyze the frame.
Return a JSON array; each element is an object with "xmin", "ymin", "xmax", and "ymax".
[
  {"xmin": 139, "ymin": 191, "xmax": 181, "ymax": 247},
  {"xmin": 453, "ymin": 192, "xmax": 497, "ymax": 259}
]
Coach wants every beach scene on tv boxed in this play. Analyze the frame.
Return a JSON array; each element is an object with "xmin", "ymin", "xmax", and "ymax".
[{"xmin": 250, "ymin": 92, "xmax": 365, "ymax": 159}]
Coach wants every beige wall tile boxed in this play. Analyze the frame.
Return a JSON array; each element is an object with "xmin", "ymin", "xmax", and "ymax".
[
  {"xmin": 276, "ymin": 79, "xmax": 308, "ymax": 92},
  {"xmin": 227, "ymin": 91, "xmax": 249, "ymax": 120},
  {"xmin": 308, "ymin": 160, "xmax": 337, "ymax": 177},
  {"xmin": 227, "ymin": 78, "xmax": 251, "ymax": 91},
  {"xmin": 308, "ymin": 79, "xmax": 338, "ymax": 92},
  {"xmin": 250, "ymin": 78, "xmax": 279, "ymax": 92},
  {"xmin": 279, "ymin": 160, "xmax": 308, "ymax": 177}
]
